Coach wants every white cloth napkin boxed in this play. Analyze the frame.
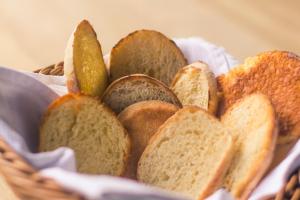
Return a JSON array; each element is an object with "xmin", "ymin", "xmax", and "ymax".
[{"xmin": 1, "ymin": 37, "xmax": 295, "ymax": 200}]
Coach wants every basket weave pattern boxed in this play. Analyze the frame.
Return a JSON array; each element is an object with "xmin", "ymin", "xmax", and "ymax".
[
  {"xmin": 0, "ymin": 138, "xmax": 83, "ymax": 200},
  {"xmin": 0, "ymin": 62, "xmax": 298, "ymax": 199}
]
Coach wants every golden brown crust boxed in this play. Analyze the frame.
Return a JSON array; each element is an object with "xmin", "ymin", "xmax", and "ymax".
[
  {"xmin": 109, "ymin": 29, "xmax": 187, "ymax": 85},
  {"xmin": 102, "ymin": 74, "xmax": 182, "ymax": 113},
  {"xmin": 65, "ymin": 20, "xmax": 108, "ymax": 96},
  {"xmin": 137, "ymin": 106, "xmax": 233, "ymax": 199},
  {"xmin": 218, "ymin": 51, "xmax": 300, "ymax": 144},
  {"xmin": 118, "ymin": 100, "xmax": 179, "ymax": 179},
  {"xmin": 220, "ymin": 93, "xmax": 278, "ymax": 199},
  {"xmin": 39, "ymin": 94, "xmax": 131, "ymax": 176}
]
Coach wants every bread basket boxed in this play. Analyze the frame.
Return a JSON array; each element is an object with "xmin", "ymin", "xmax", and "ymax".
[{"xmin": 0, "ymin": 62, "xmax": 298, "ymax": 200}]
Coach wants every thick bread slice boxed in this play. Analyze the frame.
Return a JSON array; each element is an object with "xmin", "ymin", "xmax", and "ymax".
[
  {"xmin": 171, "ymin": 62, "xmax": 219, "ymax": 114},
  {"xmin": 137, "ymin": 106, "xmax": 234, "ymax": 200},
  {"xmin": 221, "ymin": 93, "xmax": 277, "ymax": 199},
  {"xmin": 218, "ymin": 51, "xmax": 300, "ymax": 144},
  {"xmin": 109, "ymin": 30, "xmax": 187, "ymax": 85},
  {"xmin": 118, "ymin": 100, "xmax": 179, "ymax": 179},
  {"xmin": 102, "ymin": 74, "xmax": 182, "ymax": 114},
  {"xmin": 39, "ymin": 94, "xmax": 130, "ymax": 176},
  {"xmin": 64, "ymin": 20, "xmax": 108, "ymax": 96}
]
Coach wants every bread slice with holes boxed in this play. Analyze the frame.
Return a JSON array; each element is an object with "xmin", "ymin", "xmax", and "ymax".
[
  {"xmin": 221, "ymin": 93, "xmax": 277, "ymax": 199},
  {"xmin": 109, "ymin": 30, "xmax": 187, "ymax": 85},
  {"xmin": 137, "ymin": 106, "xmax": 234, "ymax": 200},
  {"xmin": 118, "ymin": 100, "xmax": 179, "ymax": 179},
  {"xmin": 171, "ymin": 62, "xmax": 219, "ymax": 114},
  {"xmin": 102, "ymin": 74, "xmax": 182, "ymax": 114},
  {"xmin": 39, "ymin": 94, "xmax": 130, "ymax": 176},
  {"xmin": 218, "ymin": 51, "xmax": 300, "ymax": 144},
  {"xmin": 64, "ymin": 20, "xmax": 108, "ymax": 96}
]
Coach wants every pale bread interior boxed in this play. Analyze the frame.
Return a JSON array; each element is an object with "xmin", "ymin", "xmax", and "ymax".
[
  {"xmin": 171, "ymin": 62, "xmax": 218, "ymax": 114},
  {"xmin": 221, "ymin": 93, "xmax": 277, "ymax": 199},
  {"xmin": 138, "ymin": 107, "xmax": 233, "ymax": 200},
  {"xmin": 39, "ymin": 95, "xmax": 130, "ymax": 176}
]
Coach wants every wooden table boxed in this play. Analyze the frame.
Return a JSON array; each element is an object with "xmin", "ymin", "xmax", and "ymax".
[{"xmin": 0, "ymin": 0, "xmax": 299, "ymax": 71}]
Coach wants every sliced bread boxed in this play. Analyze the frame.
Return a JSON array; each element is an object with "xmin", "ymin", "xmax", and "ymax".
[
  {"xmin": 221, "ymin": 93, "xmax": 277, "ymax": 199},
  {"xmin": 102, "ymin": 74, "xmax": 182, "ymax": 114},
  {"xmin": 109, "ymin": 30, "xmax": 187, "ymax": 85},
  {"xmin": 218, "ymin": 51, "xmax": 300, "ymax": 144},
  {"xmin": 39, "ymin": 94, "xmax": 130, "ymax": 176},
  {"xmin": 118, "ymin": 100, "xmax": 179, "ymax": 179},
  {"xmin": 171, "ymin": 62, "xmax": 219, "ymax": 114},
  {"xmin": 64, "ymin": 20, "xmax": 108, "ymax": 96},
  {"xmin": 137, "ymin": 106, "xmax": 234, "ymax": 200}
]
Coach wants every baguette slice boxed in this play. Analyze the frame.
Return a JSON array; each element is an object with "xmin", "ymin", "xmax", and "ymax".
[
  {"xmin": 109, "ymin": 29, "xmax": 187, "ymax": 85},
  {"xmin": 118, "ymin": 100, "xmax": 179, "ymax": 179},
  {"xmin": 64, "ymin": 20, "xmax": 108, "ymax": 96},
  {"xmin": 221, "ymin": 93, "xmax": 277, "ymax": 199},
  {"xmin": 171, "ymin": 62, "xmax": 219, "ymax": 114},
  {"xmin": 137, "ymin": 106, "xmax": 234, "ymax": 200},
  {"xmin": 102, "ymin": 74, "xmax": 182, "ymax": 114},
  {"xmin": 39, "ymin": 94, "xmax": 130, "ymax": 176},
  {"xmin": 218, "ymin": 51, "xmax": 300, "ymax": 144}
]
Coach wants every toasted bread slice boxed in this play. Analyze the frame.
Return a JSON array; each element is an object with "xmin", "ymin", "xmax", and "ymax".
[
  {"xmin": 102, "ymin": 74, "xmax": 182, "ymax": 113},
  {"xmin": 118, "ymin": 100, "xmax": 179, "ymax": 179},
  {"xmin": 221, "ymin": 93, "xmax": 277, "ymax": 199},
  {"xmin": 64, "ymin": 20, "xmax": 108, "ymax": 96},
  {"xmin": 137, "ymin": 106, "xmax": 234, "ymax": 200},
  {"xmin": 109, "ymin": 30, "xmax": 187, "ymax": 85},
  {"xmin": 39, "ymin": 94, "xmax": 130, "ymax": 176},
  {"xmin": 171, "ymin": 62, "xmax": 219, "ymax": 114},
  {"xmin": 218, "ymin": 51, "xmax": 300, "ymax": 144}
]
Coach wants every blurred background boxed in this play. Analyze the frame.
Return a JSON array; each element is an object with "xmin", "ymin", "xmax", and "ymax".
[{"xmin": 0, "ymin": 0, "xmax": 299, "ymax": 71}]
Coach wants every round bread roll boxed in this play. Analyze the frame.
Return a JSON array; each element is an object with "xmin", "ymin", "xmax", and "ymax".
[
  {"xmin": 102, "ymin": 74, "xmax": 182, "ymax": 114},
  {"xmin": 39, "ymin": 94, "xmax": 130, "ymax": 176},
  {"xmin": 109, "ymin": 29, "xmax": 187, "ymax": 85},
  {"xmin": 118, "ymin": 100, "xmax": 179, "ymax": 179}
]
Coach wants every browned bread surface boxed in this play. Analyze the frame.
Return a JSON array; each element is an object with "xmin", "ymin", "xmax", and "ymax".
[
  {"xmin": 109, "ymin": 29, "xmax": 187, "ymax": 85},
  {"xmin": 64, "ymin": 20, "xmax": 108, "ymax": 96},
  {"xmin": 218, "ymin": 51, "xmax": 300, "ymax": 144},
  {"xmin": 102, "ymin": 74, "xmax": 182, "ymax": 114},
  {"xmin": 118, "ymin": 100, "xmax": 179, "ymax": 179}
]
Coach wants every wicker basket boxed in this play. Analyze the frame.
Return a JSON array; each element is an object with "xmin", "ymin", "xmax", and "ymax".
[{"xmin": 0, "ymin": 62, "xmax": 298, "ymax": 200}]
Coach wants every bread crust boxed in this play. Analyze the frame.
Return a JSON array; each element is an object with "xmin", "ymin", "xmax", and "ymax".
[
  {"xmin": 39, "ymin": 94, "xmax": 131, "ymax": 176},
  {"xmin": 137, "ymin": 106, "xmax": 234, "ymax": 200},
  {"xmin": 109, "ymin": 29, "xmax": 187, "ymax": 85},
  {"xmin": 64, "ymin": 20, "xmax": 108, "ymax": 96},
  {"xmin": 170, "ymin": 61, "xmax": 219, "ymax": 114},
  {"xmin": 218, "ymin": 51, "xmax": 300, "ymax": 144},
  {"xmin": 102, "ymin": 74, "xmax": 182, "ymax": 113},
  {"xmin": 221, "ymin": 93, "xmax": 278, "ymax": 199},
  {"xmin": 118, "ymin": 100, "xmax": 179, "ymax": 179}
]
